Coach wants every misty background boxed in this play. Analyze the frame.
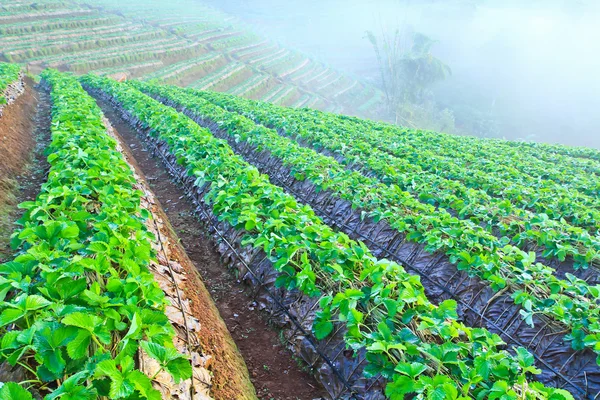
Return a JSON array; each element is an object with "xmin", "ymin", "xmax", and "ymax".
[{"xmin": 203, "ymin": 0, "xmax": 600, "ymax": 148}]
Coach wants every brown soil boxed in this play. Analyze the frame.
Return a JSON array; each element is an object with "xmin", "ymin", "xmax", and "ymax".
[
  {"xmin": 0, "ymin": 78, "xmax": 51, "ymax": 262},
  {"xmin": 106, "ymin": 119, "xmax": 257, "ymax": 400},
  {"xmin": 95, "ymin": 99, "xmax": 326, "ymax": 400}
]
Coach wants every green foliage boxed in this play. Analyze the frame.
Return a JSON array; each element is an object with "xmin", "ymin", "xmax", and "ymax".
[
  {"xmin": 82, "ymin": 74, "xmax": 572, "ymax": 399},
  {"xmin": 0, "ymin": 62, "xmax": 21, "ymax": 103},
  {"xmin": 161, "ymin": 85, "xmax": 600, "ymax": 365},
  {"xmin": 0, "ymin": 70, "xmax": 191, "ymax": 399}
]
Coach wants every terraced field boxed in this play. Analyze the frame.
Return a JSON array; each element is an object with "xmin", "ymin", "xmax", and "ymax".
[
  {"xmin": 0, "ymin": 1, "xmax": 599, "ymax": 398},
  {"xmin": 0, "ymin": 0, "xmax": 386, "ymax": 119},
  {"xmin": 1, "ymin": 56, "xmax": 599, "ymax": 399}
]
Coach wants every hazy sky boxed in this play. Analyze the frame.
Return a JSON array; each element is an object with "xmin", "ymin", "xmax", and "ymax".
[{"xmin": 205, "ymin": 0, "xmax": 600, "ymax": 147}]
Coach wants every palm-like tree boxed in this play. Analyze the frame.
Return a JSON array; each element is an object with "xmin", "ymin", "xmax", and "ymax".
[{"xmin": 366, "ymin": 30, "xmax": 451, "ymax": 122}]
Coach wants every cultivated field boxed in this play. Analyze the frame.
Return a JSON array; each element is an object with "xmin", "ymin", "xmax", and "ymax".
[{"xmin": 0, "ymin": 1, "xmax": 599, "ymax": 399}]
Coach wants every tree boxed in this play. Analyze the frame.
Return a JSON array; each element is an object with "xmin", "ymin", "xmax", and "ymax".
[{"xmin": 366, "ymin": 30, "xmax": 451, "ymax": 124}]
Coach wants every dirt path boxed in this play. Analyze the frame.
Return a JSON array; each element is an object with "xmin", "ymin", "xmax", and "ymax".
[
  {"xmin": 94, "ymin": 97, "xmax": 326, "ymax": 400},
  {"xmin": 0, "ymin": 78, "xmax": 50, "ymax": 262}
]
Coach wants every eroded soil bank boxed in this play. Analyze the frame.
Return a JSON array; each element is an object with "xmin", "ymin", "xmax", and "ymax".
[
  {"xmin": 94, "ymin": 97, "xmax": 326, "ymax": 400},
  {"xmin": 0, "ymin": 78, "xmax": 50, "ymax": 262}
]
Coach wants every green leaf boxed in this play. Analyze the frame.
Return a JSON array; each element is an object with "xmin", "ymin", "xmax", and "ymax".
[
  {"xmin": 140, "ymin": 341, "xmax": 170, "ymax": 364},
  {"xmin": 62, "ymin": 312, "xmax": 101, "ymax": 332},
  {"xmin": 61, "ymin": 224, "xmax": 80, "ymax": 239},
  {"xmin": 0, "ymin": 309, "xmax": 24, "ymax": 327},
  {"xmin": 313, "ymin": 318, "xmax": 334, "ymax": 340},
  {"xmin": 395, "ymin": 362, "xmax": 428, "ymax": 378},
  {"xmin": 25, "ymin": 295, "xmax": 51, "ymax": 311},
  {"xmin": 0, "ymin": 382, "xmax": 33, "ymax": 400},
  {"xmin": 67, "ymin": 330, "xmax": 91, "ymax": 359},
  {"xmin": 165, "ymin": 357, "xmax": 193, "ymax": 383},
  {"xmin": 43, "ymin": 349, "xmax": 66, "ymax": 375},
  {"xmin": 94, "ymin": 359, "xmax": 133, "ymax": 399},
  {"xmin": 385, "ymin": 375, "xmax": 417, "ymax": 399},
  {"xmin": 128, "ymin": 371, "xmax": 162, "ymax": 400}
]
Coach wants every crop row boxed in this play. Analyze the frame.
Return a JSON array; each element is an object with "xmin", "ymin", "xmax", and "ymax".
[
  {"xmin": 67, "ymin": 43, "xmax": 205, "ymax": 73},
  {"xmin": 252, "ymin": 49, "xmax": 292, "ymax": 69},
  {"xmin": 360, "ymin": 123, "xmax": 600, "ymax": 199},
  {"xmin": 503, "ymin": 140, "xmax": 600, "ymax": 163},
  {"xmin": 210, "ymin": 33, "xmax": 262, "ymax": 51},
  {"xmin": 0, "ymin": 22, "xmax": 146, "ymax": 51},
  {"xmin": 0, "ymin": 7, "xmax": 94, "ymax": 24},
  {"xmin": 0, "ymin": 1, "xmax": 70, "ymax": 14},
  {"xmin": 0, "ymin": 22, "xmax": 138, "ymax": 48},
  {"xmin": 189, "ymin": 62, "xmax": 246, "ymax": 90},
  {"xmin": 84, "ymin": 75, "xmax": 570, "ymax": 399},
  {"xmin": 227, "ymin": 40, "xmax": 269, "ymax": 56},
  {"xmin": 4, "ymin": 28, "xmax": 166, "ymax": 63},
  {"xmin": 89, "ymin": 60, "xmax": 164, "ymax": 77},
  {"xmin": 157, "ymin": 86, "xmax": 600, "ymax": 362},
  {"xmin": 324, "ymin": 113, "xmax": 600, "ymax": 232},
  {"xmin": 247, "ymin": 48, "xmax": 287, "ymax": 65},
  {"xmin": 261, "ymin": 84, "xmax": 292, "ymax": 102},
  {"xmin": 196, "ymin": 91, "xmax": 600, "ymax": 271},
  {"xmin": 227, "ymin": 73, "xmax": 271, "ymax": 96},
  {"xmin": 233, "ymin": 43, "xmax": 278, "ymax": 61},
  {"xmin": 0, "ymin": 70, "xmax": 191, "ymax": 399},
  {"xmin": 35, "ymin": 37, "xmax": 191, "ymax": 65},
  {"xmin": 0, "ymin": 14, "xmax": 122, "ymax": 35},
  {"xmin": 288, "ymin": 61, "xmax": 324, "ymax": 82},
  {"xmin": 141, "ymin": 53, "xmax": 223, "ymax": 83}
]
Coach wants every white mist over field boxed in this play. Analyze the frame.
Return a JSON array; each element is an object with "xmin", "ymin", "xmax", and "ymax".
[{"xmin": 203, "ymin": 0, "xmax": 600, "ymax": 148}]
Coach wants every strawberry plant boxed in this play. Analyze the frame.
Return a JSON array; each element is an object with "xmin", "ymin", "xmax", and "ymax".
[
  {"xmin": 134, "ymin": 81, "xmax": 600, "ymax": 367},
  {"xmin": 0, "ymin": 70, "xmax": 191, "ymax": 398},
  {"xmin": 82, "ymin": 74, "xmax": 573, "ymax": 399}
]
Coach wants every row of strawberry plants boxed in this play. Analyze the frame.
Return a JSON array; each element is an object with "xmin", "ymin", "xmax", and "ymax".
[
  {"xmin": 4, "ymin": 28, "xmax": 166, "ymax": 63},
  {"xmin": 210, "ymin": 33, "xmax": 262, "ymax": 51},
  {"xmin": 89, "ymin": 60, "xmax": 163, "ymax": 77},
  {"xmin": 0, "ymin": 70, "xmax": 191, "ymax": 399},
  {"xmin": 36, "ymin": 37, "xmax": 192, "ymax": 65},
  {"xmin": 142, "ymin": 83, "xmax": 600, "ymax": 362},
  {"xmin": 0, "ymin": 22, "xmax": 137, "ymax": 50},
  {"xmin": 503, "ymin": 139, "xmax": 600, "ymax": 163},
  {"xmin": 227, "ymin": 73, "xmax": 270, "ymax": 96},
  {"xmin": 0, "ymin": 14, "xmax": 121, "ymax": 35},
  {"xmin": 322, "ymin": 112, "xmax": 600, "ymax": 232},
  {"xmin": 140, "ymin": 53, "xmax": 223, "ymax": 82},
  {"xmin": 190, "ymin": 90, "xmax": 600, "ymax": 271},
  {"xmin": 1, "ymin": 23, "xmax": 146, "ymax": 52},
  {"xmin": 348, "ymin": 120, "xmax": 600, "ymax": 199},
  {"xmin": 0, "ymin": 62, "xmax": 21, "ymax": 105},
  {"xmin": 84, "ymin": 75, "xmax": 571, "ymax": 399},
  {"xmin": 233, "ymin": 43, "xmax": 278, "ymax": 61},
  {"xmin": 0, "ymin": 6, "xmax": 93, "ymax": 23},
  {"xmin": 358, "ymin": 118, "xmax": 600, "ymax": 186},
  {"xmin": 484, "ymin": 138, "xmax": 600, "ymax": 177},
  {"xmin": 211, "ymin": 90, "xmax": 600, "ymax": 253},
  {"xmin": 68, "ymin": 43, "xmax": 205, "ymax": 73},
  {"xmin": 189, "ymin": 63, "xmax": 246, "ymax": 90}
]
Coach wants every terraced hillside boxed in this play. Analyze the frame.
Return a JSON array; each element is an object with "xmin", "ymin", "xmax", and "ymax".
[{"xmin": 0, "ymin": 0, "xmax": 386, "ymax": 119}]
